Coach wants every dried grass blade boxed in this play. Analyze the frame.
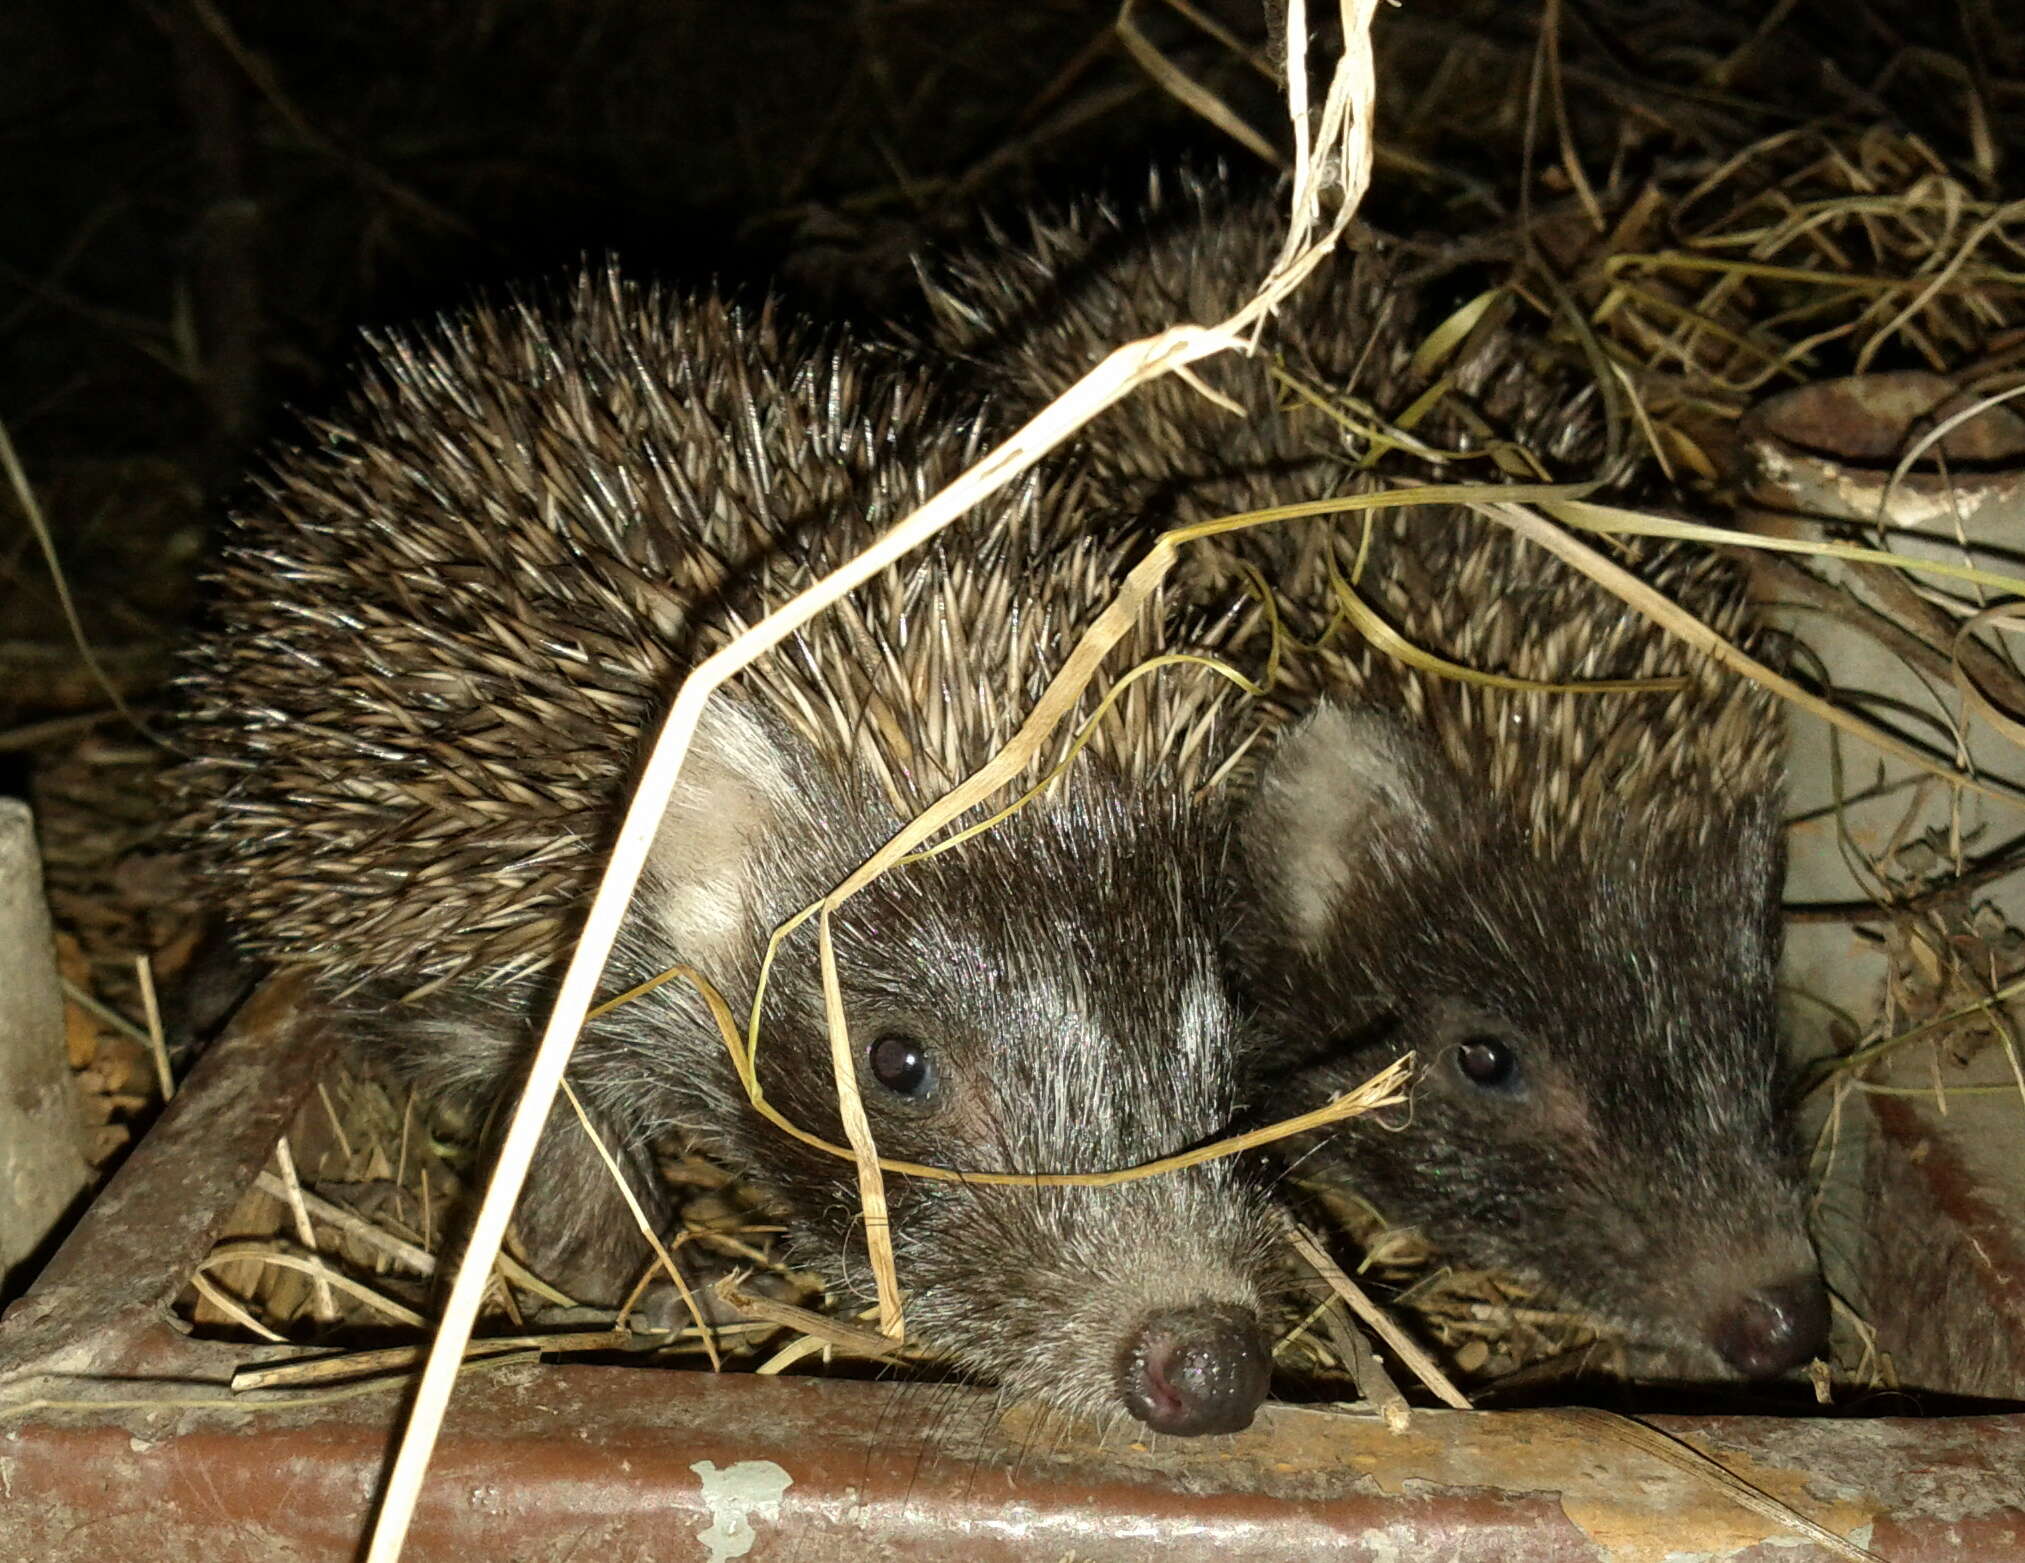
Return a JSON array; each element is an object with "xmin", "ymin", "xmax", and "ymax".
[
  {"xmin": 817, "ymin": 909, "xmax": 902, "ymax": 1337},
  {"xmin": 195, "ymin": 1242, "xmax": 427, "ymax": 1328},
  {"xmin": 1116, "ymin": 0, "xmax": 1283, "ymax": 168},
  {"xmin": 557, "ymin": 1079, "xmax": 720, "ymax": 1369},
  {"xmin": 1487, "ymin": 500, "xmax": 2025, "ymax": 809},
  {"xmin": 1283, "ymin": 1218, "xmax": 1472, "ymax": 1411}
]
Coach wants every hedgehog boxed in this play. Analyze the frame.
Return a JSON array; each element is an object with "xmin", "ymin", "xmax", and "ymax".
[
  {"xmin": 170, "ymin": 272, "xmax": 1282, "ymax": 1435},
  {"xmin": 920, "ymin": 170, "xmax": 1827, "ymax": 1382}
]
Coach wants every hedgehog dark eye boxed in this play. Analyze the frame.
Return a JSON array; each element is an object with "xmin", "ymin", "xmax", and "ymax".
[
  {"xmin": 1453, "ymin": 1035, "xmax": 1518, "ymax": 1090},
  {"xmin": 868, "ymin": 1032, "xmax": 936, "ymax": 1099}
]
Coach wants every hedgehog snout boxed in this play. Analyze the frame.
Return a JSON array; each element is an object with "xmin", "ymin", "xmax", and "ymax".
[
  {"xmin": 1118, "ymin": 1301, "xmax": 1272, "ymax": 1436},
  {"xmin": 1709, "ymin": 1272, "xmax": 1830, "ymax": 1379}
]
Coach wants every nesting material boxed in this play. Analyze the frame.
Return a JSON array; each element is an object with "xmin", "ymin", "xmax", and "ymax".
[{"xmin": 178, "ymin": 1044, "xmax": 832, "ymax": 1377}]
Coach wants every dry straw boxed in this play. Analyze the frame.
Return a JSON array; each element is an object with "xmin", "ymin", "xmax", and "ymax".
[
  {"xmin": 364, "ymin": 3, "xmax": 1386, "ymax": 1556},
  {"xmin": 1283, "ymin": 1217, "xmax": 1470, "ymax": 1412}
]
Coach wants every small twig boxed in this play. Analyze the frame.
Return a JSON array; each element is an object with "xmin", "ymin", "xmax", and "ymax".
[
  {"xmin": 182, "ymin": 0, "xmax": 475, "ymax": 241},
  {"xmin": 3, "ymin": 1351, "xmax": 537, "ymax": 1424},
  {"xmin": 1801, "ymin": 967, "xmax": 2025, "ymax": 1095},
  {"xmin": 1319, "ymin": 1302, "xmax": 1410, "ymax": 1430},
  {"xmin": 0, "ymin": 416, "xmax": 164, "ymax": 746},
  {"xmin": 0, "ymin": 710, "xmax": 119, "ymax": 753},
  {"xmin": 316, "ymin": 1081, "xmax": 356, "ymax": 1165},
  {"xmin": 251, "ymin": 1172, "xmax": 435, "ymax": 1277},
  {"xmin": 57, "ymin": 978, "xmax": 152, "ymax": 1050},
  {"xmin": 230, "ymin": 1331, "xmax": 640, "ymax": 1393},
  {"xmin": 713, "ymin": 1275, "xmax": 908, "ymax": 1361},
  {"xmin": 1283, "ymin": 1219, "xmax": 1472, "ymax": 1411},
  {"xmin": 273, "ymin": 1137, "xmax": 338, "ymax": 1322},
  {"xmin": 133, "ymin": 954, "xmax": 173, "ymax": 1103},
  {"xmin": 1785, "ymin": 845, "xmax": 2025, "ymax": 924}
]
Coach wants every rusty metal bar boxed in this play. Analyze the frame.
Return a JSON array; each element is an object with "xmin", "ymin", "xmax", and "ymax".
[
  {"xmin": 2, "ymin": 979, "xmax": 2020, "ymax": 1561},
  {"xmin": 4, "ymin": 1370, "xmax": 2021, "ymax": 1560}
]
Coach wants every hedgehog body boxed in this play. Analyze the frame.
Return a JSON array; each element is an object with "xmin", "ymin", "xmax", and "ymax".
[
  {"xmin": 926, "ymin": 172, "xmax": 1825, "ymax": 1380},
  {"xmin": 174, "ymin": 274, "xmax": 1277, "ymax": 1434}
]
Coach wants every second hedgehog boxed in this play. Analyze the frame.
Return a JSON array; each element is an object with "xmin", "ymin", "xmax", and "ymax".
[
  {"xmin": 173, "ymin": 274, "xmax": 1279, "ymax": 1434},
  {"xmin": 927, "ymin": 173, "xmax": 1827, "ymax": 1382}
]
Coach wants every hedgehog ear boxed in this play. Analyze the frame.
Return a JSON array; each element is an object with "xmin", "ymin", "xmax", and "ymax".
[
  {"xmin": 642, "ymin": 698, "xmax": 833, "ymax": 974},
  {"xmin": 1243, "ymin": 703, "xmax": 1465, "ymax": 949}
]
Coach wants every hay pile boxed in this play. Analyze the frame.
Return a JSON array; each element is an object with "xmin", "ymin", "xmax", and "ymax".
[{"xmin": 178, "ymin": 1050, "xmax": 851, "ymax": 1386}]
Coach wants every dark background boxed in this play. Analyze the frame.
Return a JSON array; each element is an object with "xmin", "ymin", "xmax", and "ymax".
[{"xmin": 0, "ymin": 0, "xmax": 2015, "ymax": 742}]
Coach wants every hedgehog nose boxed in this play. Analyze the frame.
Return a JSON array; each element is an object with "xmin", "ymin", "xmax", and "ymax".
[
  {"xmin": 1120, "ymin": 1304, "xmax": 1272, "ymax": 1436},
  {"xmin": 1712, "ymin": 1273, "xmax": 1830, "ymax": 1378}
]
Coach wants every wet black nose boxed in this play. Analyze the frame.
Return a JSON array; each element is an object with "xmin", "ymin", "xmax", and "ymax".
[
  {"xmin": 1119, "ymin": 1304, "xmax": 1272, "ymax": 1436},
  {"xmin": 1712, "ymin": 1273, "xmax": 1830, "ymax": 1378}
]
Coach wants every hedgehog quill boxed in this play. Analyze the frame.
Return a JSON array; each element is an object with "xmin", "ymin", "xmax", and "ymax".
[
  {"xmin": 173, "ymin": 274, "xmax": 1280, "ymax": 1434},
  {"xmin": 928, "ymin": 172, "xmax": 1828, "ymax": 1381}
]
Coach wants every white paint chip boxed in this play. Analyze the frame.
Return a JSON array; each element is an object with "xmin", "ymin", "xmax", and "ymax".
[{"xmin": 690, "ymin": 1459, "xmax": 792, "ymax": 1561}]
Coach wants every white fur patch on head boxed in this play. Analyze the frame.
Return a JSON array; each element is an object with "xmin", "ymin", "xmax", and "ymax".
[
  {"xmin": 1248, "ymin": 703, "xmax": 1459, "ymax": 948},
  {"xmin": 644, "ymin": 698, "xmax": 802, "ymax": 971},
  {"xmin": 1177, "ymin": 964, "xmax": 1238, "ymax": 1061}
]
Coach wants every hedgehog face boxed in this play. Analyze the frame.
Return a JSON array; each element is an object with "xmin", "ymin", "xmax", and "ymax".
[
  {"xmin": 623, "ymin": 698, "xmax": 1278, "ymax": 1435},
  {"xmin": 1238, "ymin": 702, "xmax": 1826, "ymax": 1381}
]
